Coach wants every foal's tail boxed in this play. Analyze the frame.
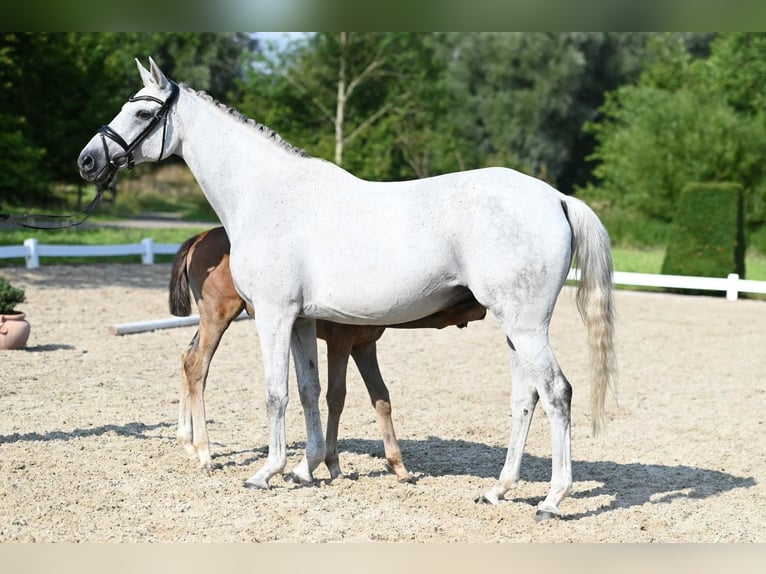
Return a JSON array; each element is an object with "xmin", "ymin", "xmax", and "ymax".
[
  {"xmin": 561, "ymin": 195, "xmax": 617, "ymax": 436},
  {"xmin": 168, "ymin": 233, "xmax": 199, "ymax": 317}
]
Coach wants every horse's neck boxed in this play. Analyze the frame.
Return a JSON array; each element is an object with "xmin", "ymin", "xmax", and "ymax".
[{"xmin": 174, "ymin": 91, "xmax": 306, "ymax": 232}]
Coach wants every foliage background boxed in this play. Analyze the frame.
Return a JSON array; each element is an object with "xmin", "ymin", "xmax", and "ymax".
[{"xmin": 2, "ymin": 32, "xmax": 766, "ymax": 256}]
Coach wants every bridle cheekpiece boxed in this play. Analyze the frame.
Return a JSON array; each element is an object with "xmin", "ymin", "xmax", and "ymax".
[{"xmin": 96, "ymin": 80, "xmax": 180, "ymax": 188}]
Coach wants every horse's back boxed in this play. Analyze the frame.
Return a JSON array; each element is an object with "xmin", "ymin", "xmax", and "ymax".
[{"xmin": 295, "ymin": 167, "xmax": 573, "ymax": 323}]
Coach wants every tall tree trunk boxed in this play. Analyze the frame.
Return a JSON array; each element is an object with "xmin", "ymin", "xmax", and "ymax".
[{"xmin": 335, "ymin": 32, "xmax": 347, "ymax": 166}]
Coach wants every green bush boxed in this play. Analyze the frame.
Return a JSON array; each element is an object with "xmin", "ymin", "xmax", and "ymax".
[
  {"xmin": 661, "ymin": 182, "xmax": 745, "ymax": 283},
  {"xmin": 0, "ymin": 276, "xmax": 26, "ymax": 314}
]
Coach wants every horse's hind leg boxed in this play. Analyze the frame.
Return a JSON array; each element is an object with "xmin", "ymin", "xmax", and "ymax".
[
  {"xmin": 479, "ymin": 336, "xmax": 540, "ymax": 504},
  {"xmin": 351, "ymin": 341, "xmax": 410, "ymax": 482},
  {"xmin": 481, "ymin": 329, "xmax": 572, "ymax": 520},
  {"xmin": 535, "ymin": 366, "xmax": 573, "ymax": 521}
]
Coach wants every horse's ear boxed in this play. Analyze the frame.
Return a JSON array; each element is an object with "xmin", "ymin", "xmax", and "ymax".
[
  {"xmin": 135, "ymin": 57, "xmax": 170, "ymax": 90},
  {"xmin": 148, "ymin": 57, "xmax": 170, "ymax": 90},
  {"xmin": 136, "ymin": 58, "xmax": 154, "ymax": 87}
]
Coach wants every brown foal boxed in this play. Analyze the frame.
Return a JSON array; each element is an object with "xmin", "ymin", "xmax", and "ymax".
[{"xmin": 169, "ymin": 226, "xmax": 486, "ymax": 481}]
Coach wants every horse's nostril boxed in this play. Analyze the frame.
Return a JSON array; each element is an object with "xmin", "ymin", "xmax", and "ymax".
[{"xmin": 79, "ymin": 154, "xmax": 94, "ymax": 171}]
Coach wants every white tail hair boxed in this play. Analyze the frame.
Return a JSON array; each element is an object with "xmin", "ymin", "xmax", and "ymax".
[{"xmin": 561, "ymin": 195, "xmax": 617, "ymax": 435}]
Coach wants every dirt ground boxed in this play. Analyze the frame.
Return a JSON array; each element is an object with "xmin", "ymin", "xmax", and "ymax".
[{"xmin": 0, "ymin": 262, "xmax": 764, "ymax": 542}]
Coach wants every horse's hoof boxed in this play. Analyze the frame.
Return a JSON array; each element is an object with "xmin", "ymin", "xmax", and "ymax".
[
  {"xmin": 475, "ymin": 494, "xmax": 498, "ymax": 505},
  {"xmin": 534, "ymin": 509, "xmax": 561, "ymax": 522},
  {"xmin": 283, "ymin": 472, "xmax": 311, "ymax": 486},
  {"xmin": 243, "ymin": 477, "xmax": 270, "ymax": 490},
  {"xmin": 326, "ymin": 469, "xmax": 343, "ymax": 481},
  {"xmin": 181, "ymin": 443, "xmax": 197, "ymax": 459}
]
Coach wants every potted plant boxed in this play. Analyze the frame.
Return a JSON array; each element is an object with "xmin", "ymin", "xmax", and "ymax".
[{"xmin": 0, "ymin": 276, "xmax": 30, "ymax": 349}]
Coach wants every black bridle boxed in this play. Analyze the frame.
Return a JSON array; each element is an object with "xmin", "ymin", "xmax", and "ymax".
[
  {"xmin": 95, "ymin": 80, "xmax": 180, "ymax": 187},
  {"xmin": 1, "ymin": 81, "xmax": 180, "ymax": 230}
]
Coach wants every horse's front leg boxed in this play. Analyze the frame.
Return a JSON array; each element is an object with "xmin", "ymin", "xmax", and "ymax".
[
  {"xmin": 244, "ymin": 309, "xmax": 295, "ymax": 489},
  {"xmin": 285, "ymin": 317, "xmax": 326, "ymax": 484}
]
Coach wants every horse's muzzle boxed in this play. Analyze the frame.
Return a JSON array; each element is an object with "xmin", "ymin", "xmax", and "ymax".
[{"xmin": 77, "ymin": 145, "xmax": 113, "ymax": 187}]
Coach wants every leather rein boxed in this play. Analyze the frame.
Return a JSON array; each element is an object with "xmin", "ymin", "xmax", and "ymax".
[{"xmin": 1, "ymin": 81, "xmax": 180, "ymax": 230}]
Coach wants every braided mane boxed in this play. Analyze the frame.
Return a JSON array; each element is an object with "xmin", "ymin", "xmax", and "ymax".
[{"xmin": 181, "ymin": 84, "xmax": 310, "ymax": 158}]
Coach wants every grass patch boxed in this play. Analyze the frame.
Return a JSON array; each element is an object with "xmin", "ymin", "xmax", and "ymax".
[
  {"xmin": 746, "ymin": 250, "xmax": 766, "ymax": 280},
  {"xmin": 611, "ymin": 247, "xmax": 664, "ymax": 274},
  {"xmin": 0, "ymin": 226, "xmax": 211, "ymax": 246},
  {"xmin": 4, "ymin": 163, "xmax": 218, "ymax": 224}
]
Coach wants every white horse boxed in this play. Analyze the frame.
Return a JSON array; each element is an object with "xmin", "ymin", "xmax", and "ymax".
[{"xmin": 78, "ymin": 58, "xmax": 616, "ymax": 520}]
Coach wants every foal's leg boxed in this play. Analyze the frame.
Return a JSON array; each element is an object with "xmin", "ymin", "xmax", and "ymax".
[
  {"xmin": 181, "ymin": 309, "xmax": 238, "ymax": 472},
  {"xmin": 180, "ymin": 329, "xmax": 216, "ymax": 471},
  {"xmin": 285, "ymin": 317, "xmax": 327, "ymax": 484},
  {"xmin": 177, "ymin": 330, "xmax": 199, "ymax": 459},
  {"xmin": 323, "ymin": 335, "xmax": 353, "ymax": 479},
  {"xmin": 351, "ymin": 341, "xmax": 411, "ymax": 482}
]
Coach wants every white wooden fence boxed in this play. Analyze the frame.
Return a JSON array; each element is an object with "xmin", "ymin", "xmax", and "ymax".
[
  {"xmin": 2, "ymin": 237, "xmax": 766, "ymax": 301},
  {"xmin": 0, "ymin": 237, "xmax": 178, "ymax": 268}
]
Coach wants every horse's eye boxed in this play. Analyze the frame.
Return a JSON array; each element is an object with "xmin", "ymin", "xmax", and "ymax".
[{"xmin": 136, "ymin": 109, "xmax": 153, "ymax": 120}]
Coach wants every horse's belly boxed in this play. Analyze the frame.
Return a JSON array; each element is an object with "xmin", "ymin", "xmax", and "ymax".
[{"xmin": 301, "ymin": 285, "xmax": 471, "ymax": 326}]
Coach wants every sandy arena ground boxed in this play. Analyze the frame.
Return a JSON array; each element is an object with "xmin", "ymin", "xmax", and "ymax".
[{"xmin": 0, "ymin": 263, "xmax": 764, "ymax": 542}]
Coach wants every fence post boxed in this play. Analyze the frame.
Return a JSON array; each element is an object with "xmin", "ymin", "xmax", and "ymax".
[
  {"xmin": 141, "ymin": 238, "xmax": 154, "ymax": 265},
  {"xmin": 24, "ymin": 238, "xmax": 39, "ymax": 269},
  {"xmin": 726, "ymin": 273, "xmax": 739, "ymax": 301}
]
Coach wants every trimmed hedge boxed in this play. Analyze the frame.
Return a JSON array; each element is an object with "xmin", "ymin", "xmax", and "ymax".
[{"xmin": 661, "ymin": 182, "xmax": 746, "ymax": 282}]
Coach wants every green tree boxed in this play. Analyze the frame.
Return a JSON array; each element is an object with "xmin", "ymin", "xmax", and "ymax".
[
  {"xmin": 0, "ymin": 32, "xmax": 258, "ymax": 207},
  {"xmin": 0, "ymin": 114, "xmax": 47, "ymax": 204},
  {"xmin": 235, "ymin": 33, "xmax": 660, "ymax": 188},
  {"xmin": 237, "ymin": 33, "xmax": 460, "ymax": 181},
  {"xmin": 584, "ymin": 33, "xmax": 766, "ymax": 230},
  {"xmin": 0, "ymin": 40, "xmax": 47, "ymax": 204},
  {"xmin": 443, "ymin": 32, "xmax": 654, "ymax": 193}
]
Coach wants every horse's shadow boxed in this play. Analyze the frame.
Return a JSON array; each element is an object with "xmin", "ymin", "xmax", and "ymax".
[
  {"xmin": 0, "ymin": 420, "xmax": 174, "ymax": 445},
  {"xmin": 2, "ymin": 422, "xmax": 755, "ymax": 521},
  {"xmin": 333, "ymin": 436, "xmax": 755, "ymax": 520},
  {"xmin": 22, "ymin": 344, "xmax": 76, "ymax": 352}
]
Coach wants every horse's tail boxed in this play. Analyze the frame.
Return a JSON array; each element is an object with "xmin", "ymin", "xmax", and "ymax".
[
  {"xmin": 561, "ymin": 194, "xmax": 617, "ymax": 436},
  {"xmin": 168, "ymin": 233, "xmax": 199, "ymax": 317}
]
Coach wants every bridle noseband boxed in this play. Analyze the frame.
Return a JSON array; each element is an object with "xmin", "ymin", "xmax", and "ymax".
[{"xmin": 96, "ymin": 80, "xmax": 180, "ymax": 187}]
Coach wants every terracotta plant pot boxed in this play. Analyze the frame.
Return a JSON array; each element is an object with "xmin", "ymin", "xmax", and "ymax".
[{"xmin": 0, "ymin": 312, "xmax": 30, "ymax": 350}]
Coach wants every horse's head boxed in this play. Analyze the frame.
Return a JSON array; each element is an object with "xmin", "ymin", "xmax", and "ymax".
[{"xmin": 77, "ymin": 57, "xmax": 180, "ymax": 189}]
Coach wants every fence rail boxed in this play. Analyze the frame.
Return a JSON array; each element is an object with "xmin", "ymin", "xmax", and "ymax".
[
  {"xmin": 2, "ymin": 237, "xmax": 765, "ymax": 301},
  {"xmin": 0, "ymin": 237, "xmax": 178, "ymax": 267}
]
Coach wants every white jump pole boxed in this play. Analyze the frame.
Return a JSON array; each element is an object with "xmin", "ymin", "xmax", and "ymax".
[{"xmin": 111, "ymin": 310, "xmax": 249, "ymax": 336}]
